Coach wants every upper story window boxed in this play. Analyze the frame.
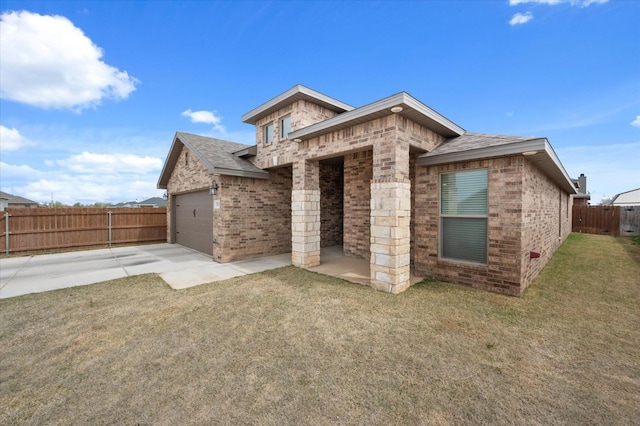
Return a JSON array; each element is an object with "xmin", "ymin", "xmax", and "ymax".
[
  {"xmin": 264, "ymin": 123, "xmax": 274, "ymax": 145},
  {"xmin": 280, "ymin": 116, "xmax": 291, "ymax": 139},
  {"xmin": 440, "ymin": 168, "xmax": 488, "ymax": 264}
]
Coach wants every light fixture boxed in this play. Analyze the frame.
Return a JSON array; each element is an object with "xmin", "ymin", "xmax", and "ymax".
[
  {"xmin": 162, "ymin": 191, "xmax": 168, "ymax": 201},
  {"xmin": 210, "ymin": 181, "xmax": 219, "ymax": 195},
  {"xmin": 390, "ymin": 106, "xmax": 403, "ymax": 113},
  {"xmin": 293, "ymin": 138, "xmax": 302, "ymax": 143},
  {"xmin": 522, "ymin": 151, "xmax": 538, "ymax": 156}
]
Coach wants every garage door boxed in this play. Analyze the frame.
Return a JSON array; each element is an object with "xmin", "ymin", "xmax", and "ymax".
[{"xmin": 175, "ymin": 191, "xmax": 213, "ymax": 255}]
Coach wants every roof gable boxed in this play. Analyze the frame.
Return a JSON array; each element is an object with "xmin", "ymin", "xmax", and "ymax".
[
  {"xmin": 611, "ymin": 188, "xmax": 640, "ymax": 205},
  {"xmin": 241, "ymin": 84, "xmax": 355, "ymax": 124},
  {"xmin": 157, "ymin": 132, "xmax": 269, "ymax": 189},
  {"xmin": 288, "ymin": 92, "xmax": 465, "ymax": 141}
]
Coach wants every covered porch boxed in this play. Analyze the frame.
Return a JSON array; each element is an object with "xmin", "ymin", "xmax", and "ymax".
[{"xmin": 308, "ymin": 246, "xmax": 424, "ymax": 288}]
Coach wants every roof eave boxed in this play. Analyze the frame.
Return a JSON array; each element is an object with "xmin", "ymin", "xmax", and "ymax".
[
  {"xmin": 214, "ymin": 167, "xmax": 270, "ymax": 180},
  {"xmin": 417, "ymin": 138, "xmax": 577, "ymax": 194},
  {"xmin": 288, "ymin": 92, "xmax": 465, "ymax": 141},
  {"xmin": 233, "ymin": 145, "xmax": 258, "ymax": 157},
  {"xmin": 157, "ymin": 133, "xmax": 184, "ymax": 189},
  {"xmin": 241, "ymin": 85, "xmax": 354, "ymax": 124}
]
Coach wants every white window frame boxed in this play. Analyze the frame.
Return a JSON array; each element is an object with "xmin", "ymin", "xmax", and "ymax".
[
  {"xmin": 439, "ymin": 168, "xmax": 488, "ymax": 265},
  {"xmin": 264, "ymin": 122, "xmax": 274, "ymax": 145}
]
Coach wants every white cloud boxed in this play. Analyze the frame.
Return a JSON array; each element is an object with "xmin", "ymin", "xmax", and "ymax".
[
  {"xmin": 0, "ymin": 161, "xmax": 41, "ymax": 178},
  {"xmin": 1, "ymin": 152, "xmax": 164, "ymax": 204},
  {"xmin": 509, "ymin": 0, "xmax": 608, "ymax": 6},
  {"xmin": 510, "ymin": 12, "xmax": 534, "ymax": 25},
  {"xmin": 0, "ymin": 10, "xmax": 138, "ymax": 111},
  {"xmin": 631, "ymin": 116, "xmax": 640, "ymax": 128},
  {"xmin": 0, "ymin": 125, "xmax": 35, "ymax": 152},
  {"xmin": 182, "ymin": 109, "xmax": 226, "ymax": 132},
  {"xmin": 14, "ymin": 177, "xmax": 160, "ymax": 205},
  {"xmin": 55, "ymin": 152, "xmax": 162, "ymax": 174}
]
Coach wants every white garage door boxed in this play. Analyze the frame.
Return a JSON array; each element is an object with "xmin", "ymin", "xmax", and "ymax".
[{"xmin": 174, "ymin": 191, "xmax": 213, "ymax": 255}]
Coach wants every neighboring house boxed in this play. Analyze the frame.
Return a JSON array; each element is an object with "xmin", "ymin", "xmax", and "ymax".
[
  {"xmin": 571, "ymin": 173, "xmax": 591, "ymax": 206},
  {"xmin": 607, "ymin": 188, "xmax": 640, "ymax": 206},
  {"xmin": 0, "ymin": 191, "xmax": 40, "ymax": 209},
  {"xmin": 158, "ymin": 85, "xmax": 576, "ymax": 296},
  {"xmin": 109, "ymin": 197, "xmax": 167, "ymax": 208}
]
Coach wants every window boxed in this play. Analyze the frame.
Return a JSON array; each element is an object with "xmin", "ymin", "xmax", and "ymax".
[
  {"xmin": 280, "ymin": 116, "xmax": 291, "ymax": 139},
  {"xmin": 440, "ymin": 169, "xmax": 488, "ymax": 264},
  {"xmin": 264, "ymin": 123, "xmax": 274, "ymax": 145}
]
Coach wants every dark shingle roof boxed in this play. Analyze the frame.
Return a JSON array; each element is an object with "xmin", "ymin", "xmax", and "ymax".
[
  {"xmin": 426, "ymin": 132, "xmax": 541, "ymax": 156},
  {"xmin": 158, "ymin": 132, "xmax": 268, "ymax": 189},
  {"xmin": 418, "ymin": 132, "xmax": 577, "ymax": 194},
  {"xmin": 0, "ymin": 191, "xmax": 40, "ymax": 206}
]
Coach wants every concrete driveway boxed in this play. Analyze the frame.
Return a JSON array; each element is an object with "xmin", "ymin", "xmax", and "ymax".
[{"xmin": 0, "ymin": 244, "xmax": 291, "ymax": 299}]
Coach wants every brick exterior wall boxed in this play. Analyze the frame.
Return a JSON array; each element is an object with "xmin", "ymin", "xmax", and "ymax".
[
  {"xmin": 319, "ymin": 162, "xmax": 343, "ymax": 247},
  {"xmin": 343, "ymin": 150, "xmax": 373, "ymax": 259},
  {"xmin": 409, "ymin": 154, "xmax": 417, "ymax": 267},
  {"xmin": 413, "ymin": 156, "xmax": 572, "ymax": 296},
  {"xmin": 414, "ymin": 158, "xmax": 522, "ymax": 295},
  {"xmin": 165, "ymin": 146, "xmax": 213, "ymax": 243},
  {"xmin": 164, "ymin": 91, "xmax": 573, "ymax": 296},
  {"xmin": 251, "ymin": 100, "xmax": 339, "ymax": 170},
  {"xmin": 520, "ymin": 158, "xmax": 572, "ymax": 290},
  {"xmin": 214, "ymin": 167, "xmax": 292, "ymax": 262}
]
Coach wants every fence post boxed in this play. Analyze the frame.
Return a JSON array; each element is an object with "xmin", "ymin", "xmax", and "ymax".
[
  {"xmin": 108, "ymin": 210, "xmax": 112, "ymax": 247},
  {"xmin": 5, "ymin": 211, "xmax": 9, "ymax": 256}
]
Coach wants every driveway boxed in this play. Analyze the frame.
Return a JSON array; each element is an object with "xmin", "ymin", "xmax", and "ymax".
[{"xmin": 0, "ymin": 244, "xmax": 291, "ymax": 299}]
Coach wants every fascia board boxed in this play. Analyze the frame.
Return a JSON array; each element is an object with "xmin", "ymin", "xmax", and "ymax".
[
  {"xmin": 233, "ymin": 145, "xmax": 257, "ymax": 157},
  {"xmin": 542, "ymin": 139, "xmax": 577, "ymax": 194},
  {"xmin": 417, "ymin": 138, "xmax": 547, "ymax": 166},
  {"xmin": 402, "ymin": 95, "xmax": 465, "ymax": 136},
  {"xmin": 213, "ymin": 167, "xmax": 270, "ymax": 180},
  {"xmin": 157, "ymin": 134, "xmax": 183, "ymax": 189},
  {"xmin": 417, "ymin": 138, "xmax": 577, "ymax": 194}
]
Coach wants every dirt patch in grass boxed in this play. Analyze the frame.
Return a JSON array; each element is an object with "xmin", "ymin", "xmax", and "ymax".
[{"xmin": 1, "ymin": 234, "xmax": 639, "ymax": 424}]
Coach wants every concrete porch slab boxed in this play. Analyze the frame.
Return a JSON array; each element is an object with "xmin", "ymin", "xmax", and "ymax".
[{"xmin": 309, "ymin": 246, "xmax": 423, "ymax": 288}]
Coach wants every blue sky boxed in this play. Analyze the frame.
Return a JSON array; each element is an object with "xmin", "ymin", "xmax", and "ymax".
[{"xmin": 1, "ymin": 0, "xmax": 638, "ymax": 205}]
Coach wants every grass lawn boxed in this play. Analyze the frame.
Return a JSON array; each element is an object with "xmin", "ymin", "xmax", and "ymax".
[{"xmin": 1, "ymin": 233, "xmax": 639, "ymax": 424}]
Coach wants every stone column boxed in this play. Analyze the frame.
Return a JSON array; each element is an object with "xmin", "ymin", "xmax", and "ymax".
[
  {"xmin": 291, "ymin": 159, "xmax": 321, "ymax": 268},
  {"xmin": 370, "ymin": 141, "xmax": 411, "ymax": 294}
]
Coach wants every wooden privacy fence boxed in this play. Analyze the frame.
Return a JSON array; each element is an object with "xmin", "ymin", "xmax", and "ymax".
[
  {"xmin": 572, "ymin": 205, "xmax": 640, "ymax": 237},
  {"xmin": 0, "ymin": 208, "xmax": 167, "ymax": 255}
]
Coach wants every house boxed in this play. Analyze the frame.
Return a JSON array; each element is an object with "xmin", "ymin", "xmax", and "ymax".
[
  {"xmin": 571, "ymin": 173, "xmax": 591, "ymax": 205},
  {"xmin": 158, "ymin": 85, "xmax": 576, "ymax": 296},
  {"xmin": 607, "ymin": 188, "xmax": 640, "ymax": 206},
  {"xmin": 0, "ymin": 191, "xmax": 41, "ymax": 209},
  {"xmin": 109, "ymin": 197, "xmax": 167, "ymax": 208}
]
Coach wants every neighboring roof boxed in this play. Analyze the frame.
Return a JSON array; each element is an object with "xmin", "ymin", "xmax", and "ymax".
[
  {"xmin": 0, "ymin": 191, "xmax": 40, "ymax": 205},
  {"xmin": 157, "ymin": 132, "xmax": 269, "ymax": 189},
  {"xmin": 417, "ymin": 132, "xmax": 577, "ymax": 194},
  {"xmin": 609, "ymin": 188, "xmax": 640, "ymax": 206},
  {"xmin": 241, "ymin": 84, "xmax": 355, "ymax": 124},
  {"xmin": 288, "ymin": 91, "xmax": 465, "ymax": 141},
  {"xmin": 110, "ymin": 197, "xmax": 167, "ymax": 208}
]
